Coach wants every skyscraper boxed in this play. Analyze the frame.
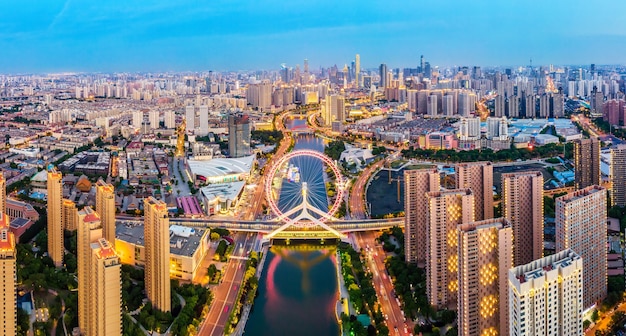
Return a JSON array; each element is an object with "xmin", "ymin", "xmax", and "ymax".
[
  {"xmin": 404, "ymin": 168, "xmax": 439, "ymax": 265},
  {"xmin": 573, "ymin": 138, "xmax": 600, "ymax": 189},
  {"xmin": 322, "ymin": 95, "xmax": 346, "ymax": 126},
  {"xmin": 379, "ymin": 64, "xmax": 388, "ymax": 89},
  {"xmin": 164, "ymin": 110, "xmax": 175, "ymax": 129},
  {"xmin": 95, "ymin": 179, "xmax": 116, "ymax": 247},
  {"xmin": 149, "ymin": 110, "xmax": 159, "ymax": 129},
  {"xmin": 47, "ymin": 166, "xmax": 64, "ymax": 268},
  {"xmin": 228, "ymin": 113, "xmax": 251, "ymax": 158},
  {"xmin": 77, "ymin": 207, "xmax": 103, "ymax": 334},
  {"xmin": 456, "ymin": 162, "xmax": 494, "ymax": 221},
  {"xmin": 89, "ymin": 238, "xmax": 122, "ymax": 336},
  {"xmin": 457, "ymin": 218, "xmax": 513, "ymax": 336},
  {"xmin": 501, "ymin": 171, "xmax": 544, "ymax": 266},
  {"xmin": 508, "ymin": 249, "xmax": 583, "ymax": 336},
  {"xmin": 426, "ymin": 189, "xmax": 474, "ymax": 309},
  {"xmin": 144, "ymin": 197, "xmax": 171, "ymax": 312},
  {"xmin": 355, "ymin": 54, "xmax": 360, "ymax": 87},
  {"xmin": 611, "ymin": 144, "xmax": 626, "ymax": 207},
  {"xmin": 556, "ymin": 185, "xmax": 606, "ymax": 308},
  {"xmin": 0, "ymin": 213, "xmax": 16, "ymax": 335}
]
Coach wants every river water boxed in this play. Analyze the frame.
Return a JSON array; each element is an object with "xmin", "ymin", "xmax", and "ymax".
[{"xmin": 245, "ymin": 118, "xmax": 340, "ymax": 335}]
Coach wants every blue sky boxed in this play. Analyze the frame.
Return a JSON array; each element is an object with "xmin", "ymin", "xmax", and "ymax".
[{"xmin": 1, "ymin": 0, "xmax": 626, "ymax": 72}]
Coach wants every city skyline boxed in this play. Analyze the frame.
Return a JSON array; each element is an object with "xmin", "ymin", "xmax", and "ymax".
[{"xmin": 3, "ymin": 1, "xmax": 626, "ymax": 73}]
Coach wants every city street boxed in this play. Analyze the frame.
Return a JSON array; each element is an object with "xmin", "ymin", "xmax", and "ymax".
[
  {"xmin": 350, "ymin": 159, "xmax": 386, "ymax": 219},
  {"xmin": 198, "ymin": 232, "xmax": 257, "ymax": 336},
  {"xmin": 354, "ymin": 231, "xmax": 413, "ymax": 336}
]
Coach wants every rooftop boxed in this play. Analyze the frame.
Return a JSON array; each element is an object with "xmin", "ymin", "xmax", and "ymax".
[
  {"xmin": 187, "ymin": 155, "xmax": 255, "ymax": 178},
  {"xmin": 115, "ymin": 222, "xmax": 206, "ymax": 257}
]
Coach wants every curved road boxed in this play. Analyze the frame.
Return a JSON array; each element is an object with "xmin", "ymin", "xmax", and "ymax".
[{"xmin": 349, "ymin": 158, "xmax": 386, "ymax": 219}]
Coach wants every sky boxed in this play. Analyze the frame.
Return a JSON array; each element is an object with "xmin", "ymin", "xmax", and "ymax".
[{"xmin": 1, "ymin": 0, "xmax": 626, "ymax": 73}]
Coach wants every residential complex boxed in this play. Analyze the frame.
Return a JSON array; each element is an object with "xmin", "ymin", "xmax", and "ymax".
[
  {"xmin": 508, "ymin": 249, "xmax": 583, "ymax": 336},
  {"xmin": 404, "ymin": 168, "xmax": 439, "ymax": 265},
  {"xmin": 457, "ymin": 218, "xmax": 513, "ymax": 336},
  {"xmin": 501, "ymin": 171, "xmax": 544, "ymax": 266},
  {"xmin": 556, "ymin": 185, "xmax": 607, "ymax": 308},
  {"xmin": 426, "ymin": 189, "xmax": 474, "ymax": 309}
]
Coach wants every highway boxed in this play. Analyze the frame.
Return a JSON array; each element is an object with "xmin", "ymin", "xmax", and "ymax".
[
  {"xmin": 354, "ymin": 231, "xmax": 413, "ymax": 336},
  {"xmin": 198, "ymin": 232, "xmax": 257, "ymax": 336}
]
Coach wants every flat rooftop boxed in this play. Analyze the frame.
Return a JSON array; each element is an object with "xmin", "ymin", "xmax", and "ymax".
[{"xmin": 115, "ymin": 222, "xmax": 206, "ymax": 257}]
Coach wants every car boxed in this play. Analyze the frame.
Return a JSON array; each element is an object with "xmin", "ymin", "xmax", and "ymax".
[
  {"xmin": 223, "ymin": 305, "xmax": 229, "ymax": 313},
  {"xmin": 404, "ymin": 327, "xmax": 408, "ymax": 334}
]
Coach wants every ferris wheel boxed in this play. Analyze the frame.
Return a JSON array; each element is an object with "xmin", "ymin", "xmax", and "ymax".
[{"xmin": 264, "ymin": 149, "xmax": 345, "ymax": 225}]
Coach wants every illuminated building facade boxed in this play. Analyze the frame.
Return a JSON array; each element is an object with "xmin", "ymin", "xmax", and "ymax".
[
  {"xmin": 458, "ymin": 218, "xmax": 513, "ymax": 336},
  {"xmin": 0, "ymin": 213, "xmax": 16, "ymax": 335},
  {"xmin": 456, "ymin": 162, "xmax": 494, "ymax": 221},
  {"xmin": 404, "ymin": 168, "xmax": 439, "ymax": 265},
  {"xmin": 47, "ymin": 166, "xmax": 64, "ymax": 268},
  {"xmin": 508, "ymin": 249, "xmax": 583, "ymax": 336},
  {"xmin": 611, "ymin": 144, "xmax": 626, "ymax": 207},
  {"xmin": 501, "ymin": 171, "xmax": 544, "ymax": 266},
  {"xmin": 95, "ymin": 179, "xmax": 116, "ymax": 246},
  {"xmin": 89, "ymin": 238, "xmax": 122, "ymax": 336},
  {"xmin": 77, "ymin": 207, "xmax": 103, "ymax": 334},
  {"xmin": 62, "ymin": 199, "xmax": 77, "ymax": 231},
  {"xmin": 573, "ymin": 138, "xmax": 600, "ymax": 189},
  {"xmin": 144, "ymin": 197, "xmax": 171, "ymax": 312},
  {"xmin": 556, "ymin": 185, "xmax": 606, "ymax": 308},
  {"xmin": 426, "ymin": 189, "xmax": 474, "ymax": 309}
]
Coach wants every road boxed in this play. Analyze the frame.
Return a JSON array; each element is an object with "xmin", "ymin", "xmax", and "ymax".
[
  {"xmin": 245, "ymin": 111, "xmax": 293, "ymax": 221},
  {"xmin": 349, "ymin": 159, "xmax": 386, "ymax": 219},
  {"xmin": 198, "ymin": 232, "xmax": 257, "ymax": 336},
  {"xmin": 354, "ymin": 231, "xmax": 412, "ymax": 336},
  {"xmin": 586, "ymin": 300, "xmax": 626, "ymax": 335}
]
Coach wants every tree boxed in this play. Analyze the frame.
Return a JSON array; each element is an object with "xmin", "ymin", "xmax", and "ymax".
[
  {"xmin": 207, "ymin": 264, "xmax": 218, "ymax": 279},
  {"xmin": 210, "ymin": 232, "xmax": 220, "ymax": 241}
]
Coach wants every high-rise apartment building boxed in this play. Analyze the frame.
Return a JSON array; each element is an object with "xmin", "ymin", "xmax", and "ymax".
[
  {"xmin": 0, "ymin": 213, "xmax": 16, "ymax": 335},
  {"xmin": 228, "ymin": 113, "xmax": 251, "ymax": 158},
  {"xmin": 132, "ymin": 111, "xmax": 143, "ymax": 129},
  {"xmin": 185, "ymin": 105, "xmax": 195, "ymax": 131},
  {"xmin": 0, "ymin": 172, "xmax": 5, "ymax": 216},
  {"xmin": 404, "ymin": 168, "xmax": 439, "ymax": 265},
  {"xmin": 456, "ymin": 162, "xmax": 494, "ymax": 221},
  {"xmin": 573, "ymin": 138, "xmax": 600, "ymax": 189},
  {"xmin": 611, "ymin": 144, "xmax": 626, "ymax": 207},
  {"xmin": 322, "ymin": 95, "xmax": 346, "ymax": 126},
  {"xmin": 95, "ymin": 179, "xmax": 116, "ymax": 246},
  {"xmin": 508, "ymin": 249, "xmax": 583, "ymax": 336},
  {"xmin": 149, "ymin": 110, "xmax": 159, "ymax": 129},
  {"xmin": 89, "ymin": 238, "xmax": 122, "ymax": 336},
  {"xmin": 457, "ymin": 218, "xmax": 513, "ymax": 336},
  {"xmin": 164, "ymin": 110, "xmax": 175, "ymax": 129},
  {"xmin": 62, "ymin": 199, "xmax": 77, "ymax": 231},
  {"xmin": 144, "ymin": 197, "xmax": 171, "ymax": 312},
  {"xmin": 47, "ymin": 166, "xmax": 64, "ymax": 268},
  {"xmin": 246, "ymin": 81, "xmax": 272, "ymax": 109},
  {"xmin": 77, "ymin": 207, "xmax": 103, "ymax": 334},
  {"xmin": 426, "ymin": 189, "xmax": 474, "ymax": 309},
  {"xmin": 556, "ymin": 185, "xmax": 606, "ymax": 308},
  {"xmin": 502, "ymin": 171, "xmax": 544, "ymax": 266}
]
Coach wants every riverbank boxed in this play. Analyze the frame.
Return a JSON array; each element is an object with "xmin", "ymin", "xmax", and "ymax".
[
  {"xmin": 229, "ymin": 243, "xmax": 269, "ymax": 335},
  {"xmin": 335, "ymin": 250, "xmax": 355, "ymax": 335}
]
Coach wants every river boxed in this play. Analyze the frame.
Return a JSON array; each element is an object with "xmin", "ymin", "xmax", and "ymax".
[{"xmin": 245, "ymin": 118, "xmax": 340, "ymax": 335}]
